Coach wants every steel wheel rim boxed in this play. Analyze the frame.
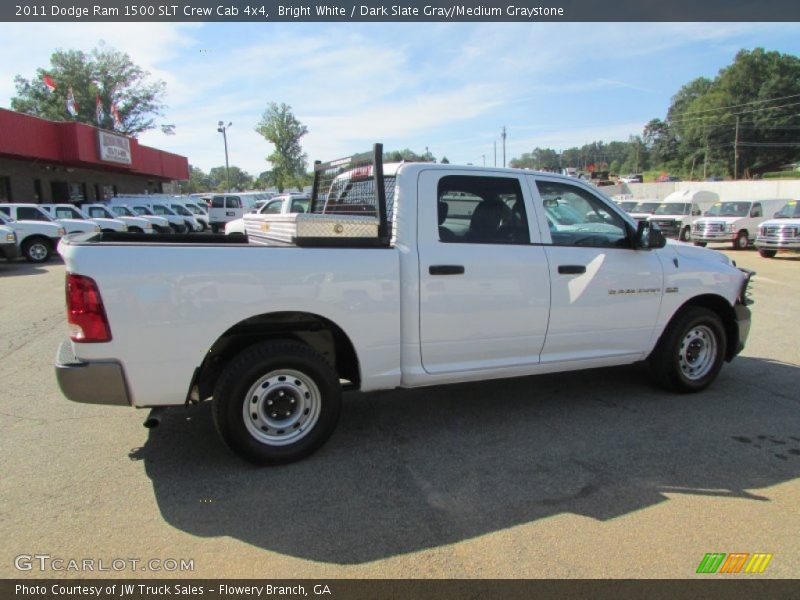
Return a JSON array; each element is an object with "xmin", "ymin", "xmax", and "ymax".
[
  {"xmin": 678, "ymin": 325, "xmax": 717, "ymax": 381},
  {"xmin": 243, "ymin": 369, "xmax": 321, "ymax": 446},
  {"xmin": 28, "ymin": 243, "xmax": 47, "ymax": 261}
]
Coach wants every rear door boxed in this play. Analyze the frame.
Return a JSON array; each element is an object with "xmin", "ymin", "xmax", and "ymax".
[
  {"xmin": 529, "ymin": 176, "xmax": 664, "ymax": 362},
  {"xmin": 417, "ymin": 170, "xmax": 551, "ymax": 374}
]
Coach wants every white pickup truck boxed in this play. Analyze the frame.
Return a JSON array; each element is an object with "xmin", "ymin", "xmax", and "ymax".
[{"xmin": 54, "ymin": 149, "xmax": 753, "ymax": 465}]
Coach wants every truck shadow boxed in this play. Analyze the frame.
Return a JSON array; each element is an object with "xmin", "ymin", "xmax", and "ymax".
[
  {"xmin": 0, "ymin": 260, "xmax": 53, "ymax": 277},
  {"xmin": 133, "ymin": 356, "xmax": 800, "ymax": 564}
]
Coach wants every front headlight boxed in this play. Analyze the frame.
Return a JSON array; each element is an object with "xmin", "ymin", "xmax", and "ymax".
[
  {"xmin": 5, "ymin": 232, "xmax": 15, "ymax": 243},
  {"xmin": 121, "ymin": 224, "xmax": 128, "ymax": 231},
  {"xmin": 57, "ymin": 227, "xmax": 66, "ymax": 236}
]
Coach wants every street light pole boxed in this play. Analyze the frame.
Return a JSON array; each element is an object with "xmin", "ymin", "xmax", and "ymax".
[{"xmin": 217, "ymin": 121, "xmax": 232, "ymax": 192}]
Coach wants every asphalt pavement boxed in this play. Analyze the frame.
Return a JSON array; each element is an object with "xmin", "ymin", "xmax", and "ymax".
[{"xmin": 1, "ymin": 249, "xmax": 798, "ymax": 578}]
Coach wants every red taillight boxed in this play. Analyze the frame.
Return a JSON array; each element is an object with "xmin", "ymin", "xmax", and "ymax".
[{"xmin": 66, "ymin": 273, "xmax": 112, "ymax": 343}]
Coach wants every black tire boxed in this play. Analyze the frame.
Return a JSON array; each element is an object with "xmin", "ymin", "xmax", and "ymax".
[
  {"xmin": 758, "ymin": 248, "xmax": 777, "ymax": 258},
  {"xmin": 733, "ymin": 230, "xmax": 749, "ymax": 250},
  {"xmin": 212, "ymin": 341, "xmax": 342, "ymax": 465},
  {"xmin": 170, "ymin": 224, "xmax": 182, "ymax": 234},
  {"xmin": 693, "ymin": 241, "xmax": 707, "ymax": 247},
  {"xmin": 648, "ymin": 306, "xmax": 727, "ymax": 393},
  {"xmin": 211, "ymin": 224, "xmax": 220, "ymax": 234},
  {"xmin": 21, "ymin": 237, "xmax": 52, "ymax": 263},
  {"xmin": 679, "ymin": 227, "xmax": 691, "ymax": 242}
]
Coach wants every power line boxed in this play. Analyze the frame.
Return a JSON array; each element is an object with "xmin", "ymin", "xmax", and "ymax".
[
  {"xmin": 667, "ymin": 100, "xmax": 800, "ymax": 125},
  {"xmin": 668, "ymin": 92, "xmax": 800, "ymax": 120}
]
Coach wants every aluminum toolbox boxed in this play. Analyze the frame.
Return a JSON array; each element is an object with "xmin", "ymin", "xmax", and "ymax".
[{"xmin": 244, "ymin": 213, "xmax": 380, "ymax": 247}]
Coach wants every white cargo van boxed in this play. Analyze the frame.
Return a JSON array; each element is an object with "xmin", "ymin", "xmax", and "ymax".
[
  {"xmin": 647, "ymin": 190, "xmax": 718, "ymax": 241},
  {"xmin": 208, "ymin": 193, "xmax": 263, "ymax": 232},
  {"xmin": 754, "ymin": 199, "xmax": 800, "ymax": 258},
  {"xmin": 692, "ymin": 199, "xmax": 787, "ymax": 249}
]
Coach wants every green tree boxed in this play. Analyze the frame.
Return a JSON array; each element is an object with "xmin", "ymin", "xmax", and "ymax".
[
  {"xmin": 440, "ymin": 156, "xmax": 450, "ymax": 164},
  {"xmin": 11, "ymin": 45, "xmax": 168, "ymax": 136},
  {"xmin": 208, "ymin": 166, "xmax": 253, "ymax": 192},
  {"xmin": 182, "ymin": 165, "xmax": 212, "ymax": 194},
  {"xmin": 255, "ymin": 103, "xmax": 308, "ymax": 192},
  {"xmin": 384, "ymin": 148, "xmax": 437, "ymax": 162}
]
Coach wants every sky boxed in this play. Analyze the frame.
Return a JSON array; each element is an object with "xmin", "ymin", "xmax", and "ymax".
[{"xmin": 1, "ymin": 22, "xmax": 800, "ymax": 177}]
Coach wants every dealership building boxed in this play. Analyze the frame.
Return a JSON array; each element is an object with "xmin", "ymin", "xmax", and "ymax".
[{"xmin": 0, "ymin": 108, "xmax": 189, "ymax": 204}]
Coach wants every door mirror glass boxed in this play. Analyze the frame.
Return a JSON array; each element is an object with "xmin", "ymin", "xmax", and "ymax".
[{"xmin": 636, "ymin": 220, "xmax": 667, "ymax": 249}]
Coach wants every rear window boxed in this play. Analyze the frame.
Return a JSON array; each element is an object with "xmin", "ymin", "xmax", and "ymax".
[
  {"xmin": 227, "ymin": 197, "xmax": 242, "ymax": 209},
  {"xmin": 211, "ymin": 196, "xmax": 225, "ymax": 208}
]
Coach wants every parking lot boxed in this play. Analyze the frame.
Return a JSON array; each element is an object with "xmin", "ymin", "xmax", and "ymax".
[{"xmin": 1, "ymin": 249, "xmax": 798, "ymax": 578}]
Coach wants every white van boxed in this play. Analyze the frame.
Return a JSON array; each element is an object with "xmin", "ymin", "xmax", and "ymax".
[
  {"xmin": 208, "ymin": 193, "xmax": 263, "ymax": 233},
  {"xmin": 647, "ymin": 190, "xmax": 718, "ymax": 241},
  {"xmin": 754, "ymin": 199, "xmax": 800, "ymax": 258},
  {"xmin": 0, "ymin": 203, "xmax": 100, "ymax": 235},
  {"xmin": 692, "ymin": 199, "xmax": 788, "ymax": 249}
]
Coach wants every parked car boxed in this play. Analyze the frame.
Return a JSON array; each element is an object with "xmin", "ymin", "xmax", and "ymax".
[
  {"xmin": 692, "ymin": 199, "xmax": 787, "ymax": 249},
  {"xmin": 754, "ymin": 199, "xmax": 800, "ymax": 258},
  {"xmin": 39, "ymin": 203, "xmax": 127, "ymax": 233},
  {"xmin": 225, "ymin": 194, "xmax": 310, "ymax": 237},
  {"xmin": 0, "ymin": 203, "xmax": 99, "ymax": 235},
  {"xmin": 55, "ymin": 152, "xmax": 752, "ymax": 465},
  {"xmin": 0, "ymin": 212, "xmax": 64, "ymax": 262},
  {"xmin": 646, "ymin": 190, "xmax": 718, "ymax": 241},
  {"xmin": 83, "ymin": 204, "xmax": 154, "ymax": 234},
  {"xmin": 656, "ymin": 174, "xmax": 681, "ymax": 183}
]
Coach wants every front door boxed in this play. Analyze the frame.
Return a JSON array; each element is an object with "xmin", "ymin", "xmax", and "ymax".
[
  {"xmin": 417, "ymin": 170, "xmax": 551, "ymax": 374},
  {"xmin": 529, "ymin": 176, "xmax": 664, "ymax": 362}
]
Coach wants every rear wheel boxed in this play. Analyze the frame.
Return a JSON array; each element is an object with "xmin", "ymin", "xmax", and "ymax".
[
  {"xmin": 680, "ymin": 226, "xmax": 691, "ymax": 242},
  {"xmin": 212, "ymin": 341, "xmax": 342, "ymax": 465},
  {"xmin": 734, "ymin": 230, "xmax": 749, "ymax": 250},
  {"xmin": 648, "ymin": 306, "xmax": 726, "ymax": 393},
  {"xmin": 758, "ymin": 248, "xmax": 777, "ymax": 258},
  {"xmin": 21, "ymin": 237, "xmax": 52, "ymax": 263},
  {"xmin": 211, "ymin": 224, "xmax": 220, "ymax": 233}
]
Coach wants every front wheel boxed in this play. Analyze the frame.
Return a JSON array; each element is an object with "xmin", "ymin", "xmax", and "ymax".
[
  {"xmin": 22, "ymin": 237, "xmax": 52, "ymax": 263},
  {"xmin": 648, "ymin": 306, "xmax": 726, "ymax": 393},
  {"xmin": 212, "ymin": 341, "xmax": 342, "ymax": 465},
  {"xmin": 758, "ymin": 248, "xmax": 777, "ymax": 258},
  {"xmin": 734, "ymin": 230, "xmax": 749, "ymax": 250},
  {"xmin": 680, "ymin": 227, "xmax": 691, "ymax": 242}
]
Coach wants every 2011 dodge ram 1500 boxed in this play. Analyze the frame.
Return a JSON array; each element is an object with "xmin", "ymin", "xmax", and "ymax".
[{"xmin": 54, "ymin": 148, "xmax": 752, "ymax": 465}]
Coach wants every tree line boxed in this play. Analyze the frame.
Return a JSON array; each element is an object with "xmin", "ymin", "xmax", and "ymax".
[{"xmin": 510, "ymin": 49, "xmax": 800, "ymax": 179}]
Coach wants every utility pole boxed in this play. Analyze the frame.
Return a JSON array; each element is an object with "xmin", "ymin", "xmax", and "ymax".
[
  {"xmin": 703, "ymin": 133, "xmax": 709, "ymax": 180},
  {"xmin": 482, "ymin": 154, "xmax": 486, "ymax": 167},
  {"xmin": 494, "ymin": 141, "xmax": 497, "ymax": 167},
  {"xmin": 217, "ymin": 121, "xmax": 232, "ymax": 191},
  {"xmin": 734, "ymin": 116, "xmax": 740, "ymax": 180},
  {"xmin": 501, "ymin": 126, "xmax": 507, "ymax": 168}
]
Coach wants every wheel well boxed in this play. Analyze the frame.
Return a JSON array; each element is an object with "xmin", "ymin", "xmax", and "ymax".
[
  {"xmin": 195, "ymin": 312, "xmax": 360, "ymax": 401},
  {"xmin": 670, "ymin": 294, "xmax": 739, "ymax": 361},
  {"xmin": 22, "ymin": 235, "xmax": 53, "ymax": 248}
]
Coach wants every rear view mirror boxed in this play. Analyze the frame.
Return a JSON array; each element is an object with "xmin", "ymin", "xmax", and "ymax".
[{"xmin": 635, "ymin": 220, "xmax": 666, "ymax": 249}]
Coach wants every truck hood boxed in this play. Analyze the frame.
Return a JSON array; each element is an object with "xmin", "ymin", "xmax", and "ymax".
[
  {"xmin": 665, "ymin": 238, "xmax": 733, "ymax": 266},
  {"xmin": 54, "ymin": 219, "xmax": 99, "ymax": 233},
  {"xmin": 9, "ymin": 219, "xmax": 63, "ymax": 235},
  {"xmin": 758, "ymin": 218, "xmax": 800, "ymax": 228}
]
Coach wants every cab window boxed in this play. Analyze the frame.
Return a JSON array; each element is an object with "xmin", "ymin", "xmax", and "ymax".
[
  {"xmin": 536, "ymin": 181, "xmax": 628, "ymax": 248},
  {"xmin": 18, "ymin": 207, "xmax": 50, "ymax": 221},
  {"xmin": 226, "ymin": 197, "xmax": 242, "ymax": 209},
  {"xmin": 436, "ymin": 175, "xmax": 529, "ymax": 244}
]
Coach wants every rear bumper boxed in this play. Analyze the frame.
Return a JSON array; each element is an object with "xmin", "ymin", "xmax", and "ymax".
[
  {"xmin": 1, "ymin": 243, "xmax": 19, "ymax": 259},
  {"xmin": 54, "ymin": 340, "xmax": 131, "ymax": 406}
]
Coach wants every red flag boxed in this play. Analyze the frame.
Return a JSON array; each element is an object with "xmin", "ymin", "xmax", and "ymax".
[
  {"xmin": 43, "ymin": 74, "xmax": 56, "ymax": 94},
  {"xmin": 66, "ymin": 87, "xmax": 79, "ymax": 117}
]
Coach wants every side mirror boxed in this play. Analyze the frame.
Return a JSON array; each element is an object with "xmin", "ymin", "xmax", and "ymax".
[{"xmin": 635, "ymin": 220, "xmax": 666, "ymax": 249}]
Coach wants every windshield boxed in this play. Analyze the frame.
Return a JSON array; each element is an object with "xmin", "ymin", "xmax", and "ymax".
[
  {"xmin": 187, "ymin": 203, "xmax": 206, "ymax": 215},
  {"xmin": 774, "ymin": 200, "xmax": 800, "ymax": 218},
  {"xmin": 705, "ymin": 202, "xmax": 750, "ymax": 217},
  {"xmin": 111, "ymin": 206, "xmax": 135, "ymax": 217},
  {"xmin": 633, "ymin": 202, "xmax": 660, "ymax": 214},
  {"xmin": 87, "ymin": 206, "xmax": 114, "ymax": 219},
  {"xmin": 132, "ymin": 206, "xmax": 154, "ymax": 216},
  {"xmin": 619, "ymin": 201, "xmax": 638, "ymax": 212},
  {"xmin": 170, "ymin": 205, "xmax": 193, "ymax": 216},
  {"xmin": 151, "ymin": 205, "xmax": 176, "ymax": 216},
  {"xmin": 54, "ymin": 206, "xmax": 84, "ymax": 220},
  {"xmin": 653, "ymin": 203, "xmax": 690, "ymax": 216}
]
